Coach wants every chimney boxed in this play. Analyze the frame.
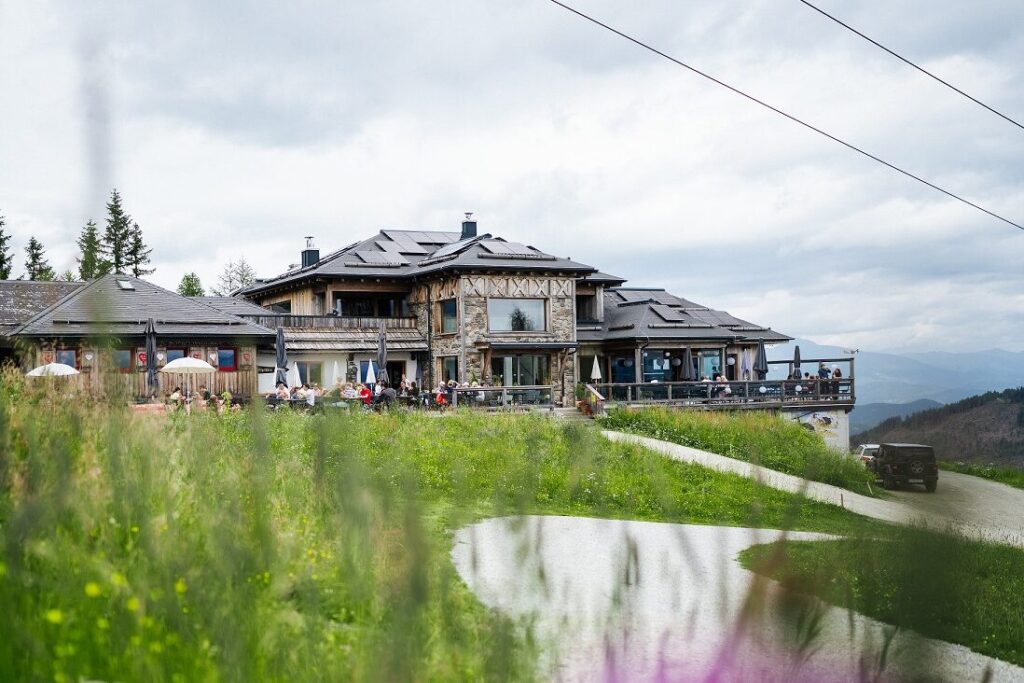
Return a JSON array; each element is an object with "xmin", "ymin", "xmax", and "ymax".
[
  {"xmin": 301, "ymin": 236, "xmax": 319, "ymax": 268},
  {"xmin": 461, "ymin": 212, "xmax": 477, "ymax": 240}
]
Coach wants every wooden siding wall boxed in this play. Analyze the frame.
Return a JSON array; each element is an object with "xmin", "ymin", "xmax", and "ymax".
[{"xmin": 31, "ymin": 342, "xmax": 260, "ymax": 399}]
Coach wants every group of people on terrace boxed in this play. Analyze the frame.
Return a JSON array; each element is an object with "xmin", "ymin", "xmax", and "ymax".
[{"xmin": 166, "ymin": 385, "xmax": 241, "ymax": 413}]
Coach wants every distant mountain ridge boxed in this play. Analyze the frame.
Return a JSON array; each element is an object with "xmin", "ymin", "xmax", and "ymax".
[
  {"xmin": 850, "ymin": 399, "xmax": 942, "ymax": 435},
  {"xmin": 852, "ymin": 388, "xmax": 1024, "ymax": 467}
]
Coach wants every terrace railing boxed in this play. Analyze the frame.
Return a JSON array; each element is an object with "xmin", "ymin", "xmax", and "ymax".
[
  {"xmin": 589, "ymin": 378, "xmax": 854, "ymax": 409},
  {"xmin": 451, "ymin": 385, "xmax": 555, "ymax": 410},
  {"xmin": 239, "ymin": 314, "xmax": 418, "ymax": 329}
]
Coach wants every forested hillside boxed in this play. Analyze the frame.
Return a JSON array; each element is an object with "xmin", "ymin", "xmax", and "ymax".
[{"xmin": 854, "ymin": 388, "xmax": 1024, "ymax": 466}]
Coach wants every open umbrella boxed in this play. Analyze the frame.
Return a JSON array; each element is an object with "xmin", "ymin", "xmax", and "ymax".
[
  {"xmin": 590, "ymin": 356, "xmax": 602, "ymax": 382},
  {"xmin": 753, "ymin": 340, "xmax": 769, "ymax": 380},
  {"xmin": 27, "ymin": 362, "xmax": 79, "ymax": 377},
  {"xmin": 376, "ymin": 319, "xmax": 389, "ymax": 385},
  {"xmin": 160, "ymin": 357, "xmax": 216, "ymax": 405},
  {"xmin": 145, "ymin": 318, "xmax": 158, "ymax": 393},
  {"xmin": 275, "ymin": 327, "xmax": 288, "ymax": 386},
  {"xmin": 681, "ymin": 347, "xmax": 696, "ymax": 381}
]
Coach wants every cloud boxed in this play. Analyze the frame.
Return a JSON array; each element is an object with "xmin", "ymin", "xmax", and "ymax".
[{"xmin": 0, "ymin": 0, "xmax": 1022, "ymax": 351}]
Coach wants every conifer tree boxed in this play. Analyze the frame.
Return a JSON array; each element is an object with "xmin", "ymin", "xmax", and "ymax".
[
  {"xmin": 24, "ymin": 236, "xmax": 56, "ymax": 281},
  {"xmin": 177, "ymin": 272, "xmax": 205, "ymax": 296},
  {"xmin": 0, "ymin": 211, "xmax": 13, "ymax": 280},
  {"xmin": 126, "ymin": 222, "xmax": 154, "ymax": 277},
  {"xmin": 76, "ymin": 220, "xmax": 108, "ymax": 280},
  {"xmin": 102, "ymin": 189, "xmax": 132, "ymax": 274},
  {"xmin": 59, "ymin": 269, "xmax": 77, "ymax": 282}
]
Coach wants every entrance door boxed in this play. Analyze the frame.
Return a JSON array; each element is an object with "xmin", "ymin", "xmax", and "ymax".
[
  {"xmin": 386, "ymin": 361, "xmax": 405, "ymax": 386},
  {"xmin": 490, "ymin": 354, "xmax": 550, "ymax": 386}
]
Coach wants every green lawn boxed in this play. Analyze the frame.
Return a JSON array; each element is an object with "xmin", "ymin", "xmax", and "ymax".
[
  {"xmin": 740, "ymin": 532, "xmax": 1024, "ymax": 667},
  {"xmin": 0, "ymin": 376, "xmax": 885, "ymax": 682},
  {"xmin": 940, "ymin": 460, "xmax": 1024, "ymax": 491},
  {"xmin": 599, "ymin": 407, "xmax": 877, "ymax": 496}
]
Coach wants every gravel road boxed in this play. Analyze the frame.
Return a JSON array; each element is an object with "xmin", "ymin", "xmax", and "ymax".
[{"xmin": 604, "ymin": 430, "xmax": 1024, "ymax": 547}]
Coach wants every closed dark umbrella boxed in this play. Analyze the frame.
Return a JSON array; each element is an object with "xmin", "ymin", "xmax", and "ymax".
[
  {"xmin": 275, "ymin": 327, "xmax": 288, "ymax": 386},
  {"xmin": 681, "ymin": 347, "xmax": 696, "ymax": 381},
  {"xmin": 792, "ymin": 344, "xmax": 802, "ymax": 378},
  {"xmin": 376, "ymin": 319, "xmax": 389, "ymax": 385},
  {"xmin": 145, "ymin": 317, "xmax": 158, "ymax": 393},
  {"xmin": 754, "ymin": 340, "xmax": 769, "ymax": 380}
]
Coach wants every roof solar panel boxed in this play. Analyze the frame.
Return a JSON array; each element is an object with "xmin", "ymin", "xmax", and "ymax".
[
  {"xmin": 388, "ymin": 235, "xmax": 429, "ymax": 254},
  {"xmin": 355, "ymin": 250, "xmax": 408, "ymax": 265},
  {"xmin": 426, "ymin": 238, "xmax": 475, "ymax": 260},
  {"xmin": 651, "ymin": 304, "xmax": 688, "ymax": 322},
  {"xmin": 480, "ymin": 240, "xmax": 512, "ymax": 255}
]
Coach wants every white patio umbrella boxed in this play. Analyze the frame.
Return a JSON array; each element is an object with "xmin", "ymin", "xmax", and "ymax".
[
  {"xmin": 26, "ymin": 363, "xmax": 80, "ymax": 377},
  {"xmin": 590, "ymin": 356, "xmax": 602, "ymax": 382},
  {"xmin": 288, "ymin": 362, "xmax": 301, "ymax": 388},
  {"xmin": 160, "ymin": 357, "xmax": 216, "ymax": 406}
]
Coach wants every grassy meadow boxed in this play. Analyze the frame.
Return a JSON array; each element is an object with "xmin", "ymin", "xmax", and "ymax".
[
  {"xmin": 599, "ymin": 407, "xmax": 876, "ymax": 495},
  {"xmin": 740, "ymin": 531, "xmax": 1024, "ymax": 668},
  {"xmin": 940, "ymin": 460, "xmax": 1024, "ymax": 491},
  {"xmin": 0, "ymin": 371, "xmax": 887, "ymax": 682}
]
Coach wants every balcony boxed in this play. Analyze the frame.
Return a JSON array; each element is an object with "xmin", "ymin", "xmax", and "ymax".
[{"xmin": 239, "ymin": 314, "xmax": 418, "ymax": 330}]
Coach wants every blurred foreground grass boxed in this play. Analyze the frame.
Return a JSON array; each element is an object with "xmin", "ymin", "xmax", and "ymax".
[{"xmin": 0, "ymin": 373, "xmax": 883, "ymax": 682}]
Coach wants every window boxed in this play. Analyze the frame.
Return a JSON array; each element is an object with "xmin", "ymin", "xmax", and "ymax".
[
  {"xmin": 270, "ymin": 301, "xmax": 292, "ymax": 313},
  {"xmin": 439, "ymin": 357, "xmax": 458, "ymax": 383},
  {"xmin": 358, "ymin": 360, "xmax": 381, "ymax": 384},
  {"xmin": 113, "ymin": 349, "xmax": 134, "ymax": 373},
  {"xmin": 487, "ymin": 299, "xmax": 545, "ymax": 332},
  {"xmin": 297, "ymin": 361, "xmax": 322, "ymax": 386},
  {"xmin": 165, "ymin": 348, "xmax": 186, "ymax": 363},
  {"xmin": 439, "ymin": 299, "xmax": 457, "ymax": 333},
  {"xmin": 576, "ymin": 294, "xmax": 598, "ymax": 322},
  {"xmin": 55, "ymin": 348, "xmax": 78, "ymax": 368},
  {"xmin": 490, "ymin": 355, "xmax": 549, "ymax": 386},
  {"xmin": 642, "ymin": 350, "xmax": 672, "ymax": 382},
  {"xmin": 217, "ymin": 348, "xmax": 237, "ymax": 372}
]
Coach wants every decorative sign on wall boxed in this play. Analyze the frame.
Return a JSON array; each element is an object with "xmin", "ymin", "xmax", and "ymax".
[
  {"xmin": 190, "ymin": 351, "xmax": 202, "ymax": 359},
  {"xmin": 42, "ymin": 350, "xmax": 54, "ymax": 364},
  {"xmin": 208, "ymin": 351, "xmax": 218, "ymax": 365},
  {"xmin": 242, "ymin": 351, "xmax": 252, "ymax": 362}
]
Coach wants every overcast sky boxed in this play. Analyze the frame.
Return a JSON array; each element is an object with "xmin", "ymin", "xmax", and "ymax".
[{"xmin": 2, "ymin": 0, "xmax": 1022, "ymax": 352}]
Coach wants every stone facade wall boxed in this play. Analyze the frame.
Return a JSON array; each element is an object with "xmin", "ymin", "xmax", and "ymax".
[{"xmin": 408, "ymin": 274, "xmax": 578, "ymax": 403}]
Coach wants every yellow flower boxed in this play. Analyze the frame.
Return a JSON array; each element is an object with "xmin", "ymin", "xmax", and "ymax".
[
  {"xmin": 111, "ymin": 572, "xmax": 128, "ymax": 587},
  {"xmin": 174, "ymin": 578, "xmax": 187, "ymax": 595},
  {"xmin": 126, "ymin": 596, "xmax": 141, "ymax": 612},
  {"xmin": 45, "ymin": 609, "xmax": 63, "ymax": 624},
  {"xmin": 96, "ymin": 617, "xmax": 110, "ymax": 630},
  {"xmin": 84, "ymin": 582, "xmax": 102, "ymax": 598}
]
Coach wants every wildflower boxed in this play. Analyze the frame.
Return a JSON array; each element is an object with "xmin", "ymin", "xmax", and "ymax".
[
  {"xmin": 84, "ymin": 582, "xmax": 102, "ymax": 598},
  {"xmin": 174, "ymin": 578, "xmax": 187, "ymax": 595},
  {"xmin": 96, "ymin": 617, "xmax": 110, "ymax": 630},
  {"xmin": 111, "ymin": 572, "xmax": 128, "ymax": 587},
  {"xmin": 45, "ymin": 609, "xmax": 63, "ymax": 624},
  {"xmin": 126, "ymin": 596, "xmax": 141, "ymax": 612}
]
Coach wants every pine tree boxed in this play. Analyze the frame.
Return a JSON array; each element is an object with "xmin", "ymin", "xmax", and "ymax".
[
  {"xmin": 177, "ymin": 272, "xmax": 205, "ymax": 296},
  {"xmin": 126, "ymin": 222, "xmax": 154, "ymax": 277},
  {"xmin": 24, "ymin": 236, "xmax": 56, "ymax": 281},
  {"xmin": 211, "ymin": 257, "xmax": 257, "ymax": 296},
  {"xmin": 59, "ymin": 269, "xmax": 77, "ymax": 282},
  {"xmin": 76, "ymin": 220, "xmax": 108, "ymax": 280},
  {"xmin": 102, "ymin": 189, "xmax": 132, "ymax": 274},
  {"xmin": 0, "ymin": 211, "xmax": 13, "ymax": 280}
]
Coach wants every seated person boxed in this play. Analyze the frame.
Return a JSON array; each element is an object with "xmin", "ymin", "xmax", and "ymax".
[
  {"xmin": 372, "ymin": 381, "xmax": 398, "ymax": 408},
  {"xmin": 357, "ymin": 383, "xmax": 372, "ymax": 406}
]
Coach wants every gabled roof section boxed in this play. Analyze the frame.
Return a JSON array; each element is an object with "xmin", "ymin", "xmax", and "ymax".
[
  {"xmin": 0, "ymin": 280, "xmax": 84, "ymax": 335},
  {"xmin": 198, "ymin": 296, "xmax": 276, "ymax": 317},
  {"xmin": 577, "ymin": 287, "xmax": 790, "ymax": 343},
  {"xmin": 13, "ymin": 275, "xmax": 274, "ymax": 338},
  {"xmin": 242, "ymin": 228, "xmax": 598, "ymax": 297}
]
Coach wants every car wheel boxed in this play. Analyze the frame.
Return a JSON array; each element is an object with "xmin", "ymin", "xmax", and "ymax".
[{"xmin": 925, "ymin": 480, "xmax": 937, "ymax": 493}]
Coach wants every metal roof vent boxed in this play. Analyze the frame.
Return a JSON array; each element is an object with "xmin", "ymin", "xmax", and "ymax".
[{"xmin": 116, "ymin": 279, "xmax": 135, "ymax": 291}]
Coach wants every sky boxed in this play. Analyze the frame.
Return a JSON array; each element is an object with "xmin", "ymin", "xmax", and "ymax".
[{"xmin": 1, "ymin": 0, "xmax": 1022, "ymax": 353}]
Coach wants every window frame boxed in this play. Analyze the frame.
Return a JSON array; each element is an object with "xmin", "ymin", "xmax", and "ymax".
[
  {"xmin": 438, "ymin": 356, "xmax": 458, "ymax": 384},
  {"xmin": 55, "ymin": 348, "xmax": 79, "ymax": 370},
  {"xmin": 296, "ymin": 361, "xmax": 323, "ymax": 386},
  {"xmin": 217, "ymin": 347, "xmax": 238, "ymax": 372},
  {"xmin": 438, "ymin": 298, "xmax": 458, "ymax": 334},
  {"xmin": 486, "ymin": 298, "xmax": 547, "ymax": 333},
  {"xmin": 164, "ymin": 348, "xmax": 187, "ymax": 364},
  {"xmin": 112, "ymin": 348, "xmax": 135, "ymax": 373}
]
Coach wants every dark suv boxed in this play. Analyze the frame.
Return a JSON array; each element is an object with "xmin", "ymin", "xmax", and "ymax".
[{"xmin": 868, "ymin": 443, "xmax": 938, "ymax": 492}]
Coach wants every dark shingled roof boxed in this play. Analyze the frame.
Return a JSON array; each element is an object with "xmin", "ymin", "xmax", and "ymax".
[
  {"xmin": 241, "ymin": 230, "xmax": 598, "ymax": 296},
  {"xmin": 198, "ymin": 296, "xmax": 276, "ymax": 317},
  {"xmin": 12, "ymin": 275, "xmax": 274, "ymax": 339},
  {"xmin": 0, "ymin": 280, "xmax": 84, "ymax": 335},
  {"xmin": 579, "ymin": 271, "xmax": 628, "ymax": 287},
  {"xmin": 577, "ymin": 288, "xmax": 790, "ymax": 344}
]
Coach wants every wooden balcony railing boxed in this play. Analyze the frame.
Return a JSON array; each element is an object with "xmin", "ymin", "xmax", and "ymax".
[{"xmin": 239, "ymin": 314, "xmax": 418, "ymax": 329}]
